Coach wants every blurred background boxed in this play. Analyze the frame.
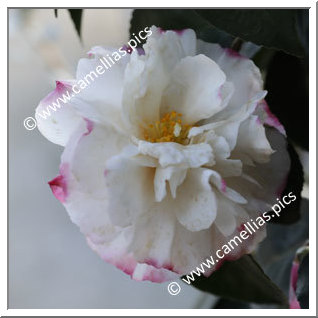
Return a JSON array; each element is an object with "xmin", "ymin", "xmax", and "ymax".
[{"xmin": 8, "ymin": 8, "xmax": 216, "ymax": 309}]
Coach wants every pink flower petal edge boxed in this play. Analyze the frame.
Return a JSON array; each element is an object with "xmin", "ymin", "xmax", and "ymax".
[
  {"xmin": 257, "ymin": 100, "xmax": 286, "ymax": 136},
  {"xmin": 48, "ymin": 163, "xmax": 69, "ymax": 203},
  {"xmin": 289, "ymin": 261, "xmax": 301, "ymax": 309}
]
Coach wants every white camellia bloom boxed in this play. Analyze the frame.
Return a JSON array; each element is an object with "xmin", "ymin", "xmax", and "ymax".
[{"xmin": 36, "ymin": 26, "xmax": 290, "ymax": 282}]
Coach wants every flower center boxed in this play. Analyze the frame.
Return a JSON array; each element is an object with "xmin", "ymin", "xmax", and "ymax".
[{"xmin": 142, "ymin": 111, "xmax": 192, "ymax": 144}]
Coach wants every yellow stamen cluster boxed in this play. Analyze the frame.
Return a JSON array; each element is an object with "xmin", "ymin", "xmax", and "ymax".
[{"xmin": 142, "ymin": 111, "xmax": 192, "ymax": 144}]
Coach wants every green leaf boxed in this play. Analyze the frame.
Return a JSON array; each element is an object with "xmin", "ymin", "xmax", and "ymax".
[
  {"xmin": 214, "ymin": 297, "xmax": 251, "ymax": 309},
  {"xmin": 265, "ymin": 51, "xmax": 309, "ymax": 150},
  {"xmin": 130, "ymin": 9, "xmax": 307, "ymax": 57},
  {"xmin": 186, "ymin": 255, "xmax": 288, "ymax": 306},
  {"xmin": 296, "ymin": 10, "xmax": 309, "ymax": 56},
  {"xmin": 68, "ymin": 9, "xmax": 83, "ymax": 39},
  {"xmin": 252, "ymin": 47, "xmax": 276, "ymax": 71},
  {"xmin": 255, "ymin": 199, "xmax": 308, "ymax": 297},
  {"xmin": 195, "ymin": 9, "xmax": 306, "ymax": 57},
  {"xmin": 270, "ymin": 143, "xmax": 304, "ymax": 224},
  {"xmin": 263, "ymin": 51, "xmax": 306, "ymax": 224},
  {"xmin": 130, "ymin": 9, "xmax": 234, "ymax": 48}
]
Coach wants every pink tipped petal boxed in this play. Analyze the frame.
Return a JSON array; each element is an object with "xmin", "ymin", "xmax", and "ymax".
[
  {"xmin": 49, "ymin": 176, "xmax": 67, "ymax": 203},
  {"xmin": 133, "ymin": 264, "xmax": 178, "ymax": 282},
  {"xmin": 208, "ymin": 170, "xmax": 247, "ymax": 204},
  {"xmin": 289, "ymin": 261, "xmax": 301, "ymax": 309},
  {"xmin": 155, "ymin": 27, "xmax": 196, "ymax": 56},
  {"xmin": 48, "ymin": 163, "xmax": 69, "ymax": 203},
  {"xmin": 224, "ymin": 47, "xmax": 246, "ymax": 59},
  {"xmin": 136, "ymin": 47, "xmax": 145, "ymax": 55},
  {"xmin": 87, "ymin": 46, "xmax": 111, "ymax": 57},
  {"xmin": 35, "ymin": 80, "xmax": 84, "ymax": 146},
  {"xmin": 120, "ymin": 45, "xmax": 145, "ymax": 56},
  {"xmin": 175, "ymin": 28, "xmax": 196, "ymax": 56},
  {"xmin": 121, "ymin": 45, "xmax": 133, "ymax": 54},
  {"xmin": 128, "ymin": 205, "xmax": 177, "ymax": 270},
  {"xmin": 143, "ymin": 259, "xmax": 175, "ymax": 272},
  {"xmin": 276, "ymin": 176, "xmax": 288, "ymax": 199},
  {"xmin": 197, "ymin": 41, "xmax": 263, "ymax": 119},
  {"xmin": 83, "ymin": 118, "xmax": 94, "ymax": 136},
  {"xmin": 255, "ymin": 100, "xmax": 286, "ymax": 136},
  {"xmin": 54, "ymin": 122, "xmax": 179, "ymax": 282},
  {"xmin": 221, "ymin": 179, "xmax": 227, "ymax": 192},
  {"xmin": 87, "ymin": 237, "xmax": 178, "ymax": 283},
  {"xmin": 72, "ymin": 46, "xmax": 130, "ymax": 132}
]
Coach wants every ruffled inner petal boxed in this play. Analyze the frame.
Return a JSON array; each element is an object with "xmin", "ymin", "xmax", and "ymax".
[{"xmin": 161, "ymin": 54, "xmax": 228, "ymax": 125}]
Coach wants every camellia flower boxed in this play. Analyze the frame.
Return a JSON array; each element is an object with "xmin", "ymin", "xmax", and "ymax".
[{"xmin": 36, "ymin": 26, "xmax": 290, "ymax": 282}]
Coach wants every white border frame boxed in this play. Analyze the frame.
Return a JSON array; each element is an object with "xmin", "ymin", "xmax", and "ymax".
[{"xmin": 2, "ymin": 1, "xmax": 316, "ymax": 316}]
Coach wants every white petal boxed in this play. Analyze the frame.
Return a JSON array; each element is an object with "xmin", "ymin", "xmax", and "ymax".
[
  {"xmin": 197, "ymin": 41, "xmax": 263, "ymax": 118},
  {"xmin": 87, "ymin": 237, "xmax": 178, "ymax": 283},
  {"xmin": 131, "ymin": 263, "xmax": 178, "ymax": 282},
  {"xmin": 214, "ymin": 193, "xmax": 238, "ymax": 236},
  {"xmin": 177, "ymin": 28, "xmax": 197, "ymax": 56},
  {"xmin": 206, "ymin": 133, "xmax": 231, "ymax": 160},
  {"xmin": 53, "ymin": 123, "xmax": 128, "ymax": 240},
  {"xmin": 188, "ymin": 91, "xmax": 267, "ymax": 152},
  {"xmin": 154, "ymin": 167, "xmax": 172, "ymax": 202},
  {"xmin": 171, "ymin": 223, "xmax": 214, "ymax": 274},
  {"xmin": 154, "ymin": 166, "xmax": 187, "ymax": 202},
  {"xmin": 172, "ymin": 205, "xmax": 265, "ymax": 275},
  {"xmin": 169, "ymin": 168, "xmax": 188, "ymax": 198},
  {"xmin": 255, "ymin": 99, "xmax": 286, "ymax": 136},
  {"xmin": 161, "ymin": 54, "xmax": 228, "ymax": 124},
  {"xmin": 54, "ymin": 120, "xmax": 179, "ymax": 282},
  {"xmin": 138, "ymin": 140, "xmax": 213, "ymax": 168},
  {"xmin": 214, "ymin": 159, "xmax": 243, "ymax": 178},
  {"xmin": 76, "ymin": 46, "xmax": 129, "ymax": 108},
  {"xmin": 104, "ymin": 155, "xmax": 155, "ymax": 227},
  {"xmin": 208, "ymin": 170, "xmax": 247, "ymax": 204},
  {"xmin": 225, "ymin": 127, "xmax": 290, "ymax": 213},
  {"xmin": 212, "ymin": 91, "xmax": 267, "ymax": 150},
  {"xmin": 174, "ymin": 169, "xmax": 217, "ymax": 231},
  {"xmin": 122, "ymin": 26, "xmax": 190, "ymax": 129},
  {"xmin": 60, "ymin": 122, "xmax": 148, "ymax": 230},
  {"xmin": 206, "ymin": 133, "xmax": 243, "ymax": 177},
  {"xmin": 128, "ymin": 206, "xmax": 177, "ymax": 270},
  {"xmin": 35, "ymin": 80, "xmax": 85, "ymax": 146},
  {"xmin": 72, "ymin": 47, "xmax": 129, "ymax": 131},
  {"xmin": 233, "ymin": 115, "xmax": 274, "ymax": 165}
]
